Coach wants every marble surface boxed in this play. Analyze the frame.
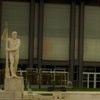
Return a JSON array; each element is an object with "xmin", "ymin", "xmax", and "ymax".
[{"xmin": 4, "ymin": 77, "xmax": 24, "ymax": 92}]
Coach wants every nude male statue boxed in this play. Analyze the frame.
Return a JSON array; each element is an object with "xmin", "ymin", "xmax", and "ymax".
[{"xmin": 6, "ymin": 31, "xmax": 20, "ymax": 77}]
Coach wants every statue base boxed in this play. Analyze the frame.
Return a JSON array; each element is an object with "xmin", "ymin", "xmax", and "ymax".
[
  {"xmin": 3, "ymin": 77, "xmax": 24, "ymax": 99},
  {"xmin": 4, "ymin": 77, "xmax": 24, "ymax": 92}
]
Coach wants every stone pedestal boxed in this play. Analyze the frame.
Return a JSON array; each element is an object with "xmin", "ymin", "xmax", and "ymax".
[
  {"xmin": 2, "ymin": 77, "xmax": 24, "ymax": 99},
  {"xmin": 4, "ymin": 77, "xmax": 24, "ymax": 92}
]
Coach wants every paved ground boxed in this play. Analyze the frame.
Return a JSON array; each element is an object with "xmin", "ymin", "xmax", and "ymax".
[{"xmin": 1, "ymin": 90, "xmax": 100, "ymax": 100}]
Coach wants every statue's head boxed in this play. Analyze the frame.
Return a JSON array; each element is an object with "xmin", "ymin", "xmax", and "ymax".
[{"xmin": 12, "ymin": 31, "xmax": 17, "ymax": 39}]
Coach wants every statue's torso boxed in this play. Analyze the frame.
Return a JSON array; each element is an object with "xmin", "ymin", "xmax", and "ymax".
[{"xmin": 8, "ymin": 38, "xmax": 20, "ymax": 54}]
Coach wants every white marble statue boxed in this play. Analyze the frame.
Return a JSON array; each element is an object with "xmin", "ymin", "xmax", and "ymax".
[
  {"xmin": 1, "ymin": 22, "xmax": 20, "ymax": 78},
  {"xmin": 6, "ymin": 31, "xmax": 20, "ymax": 77}
]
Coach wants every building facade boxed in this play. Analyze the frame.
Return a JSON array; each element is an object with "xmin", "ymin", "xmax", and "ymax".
[{"xmin": 0, "ymin": 0, "xmax": 100, "ymax": 89}]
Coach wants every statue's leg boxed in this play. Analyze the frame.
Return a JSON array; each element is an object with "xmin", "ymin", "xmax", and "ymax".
[
  {"xmin": 14, "ymin": 53, "xmax": 19, "ymax": 75},
  {"xmin": 9, "ymin": 53, "xmax": 15, "ymax": 76}
]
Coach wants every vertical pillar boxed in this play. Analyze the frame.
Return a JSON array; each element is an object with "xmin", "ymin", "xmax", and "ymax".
[
  {"xmin": 28, "ymin": 0, "xmax": 35, "ymax": 88},
  {"xmin": 78, "ymin": 1, "xmax": 84, "ymax": 88},
  {"xmin": 29, "ymin": 0, "xmax": 35, "ymax": 68},
  {"xmin": 0, "ymin": 0, "xmax": 2, "ymax": 60},
  {"xmin": 37, "ymin": 0, "xmax": 44, "ymax": 89},
  {"xmin": 69, "ymin": 0, "xmax": 76, "ymax": 85}
]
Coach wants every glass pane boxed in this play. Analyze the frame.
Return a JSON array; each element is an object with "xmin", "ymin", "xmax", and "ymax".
[
  {"xmin": 89, "ymin": 74, "xmax": 94, "ymax": 81},
  {"xmin": 96, "ymin": 82, "xmax": 100, "ymax": 88},
  {"xmin": 26, "ymin": 68, "xmax": 38, "ymax": 87},
  {"xmin": 41, "ymin": 73, "xmax": 53, "ymax": 85},
  {"xmin": 83, "ymin": 82, "xmax": 87, "ymax": 88},
  {"xmin": 1, "ymin": 1, "xmax": 29, "ymax": 59},
  {"xmin": 96, "ymin": 67, "xmax": 100, "ymax": 72},
  {"xmin": 89, "ymin": 82, "xmax": 93, "ymax": 88},
  {"xmin": 43, "ymin": 4, "xmax": 70, "ymax": 60},
  {"xmin": 74, "ymin": 73, "xmax": 77, "ymax": 80},
  {"xmin": 55, "ymin": 73, "xmax": 64, "ymax": 85},
  {"xmin": 84, "ymin": 6, "xmax": 100, "ymax": 61},
  {"xmin": 83, "ymin": 67, "xmax": 95, "ymax": 72},
  {"xmin": 96, "ymin": 74, "xmax": 100, "ymax": 81},
  {"xmin": 83, "ymin": 74, "xmax": 88, "ymax": 81}
]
